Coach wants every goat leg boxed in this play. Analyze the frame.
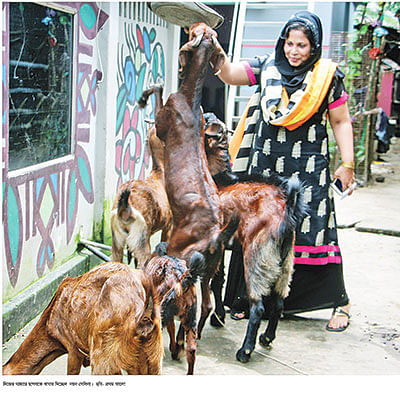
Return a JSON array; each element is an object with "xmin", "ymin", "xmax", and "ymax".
[
  {"xmin": 127, "ymin": 249, "xmax": 133, "ymax": 265},
  {"xmin": 166, "ymin": 320, "xmax": 179, "ymax": 360},
  {"xmin": 236, "ymin": 299, "xmax": 264, "ymax": 363},
  {"xmin": 185, "ymin": 328, "xmax": 197, "ymax": 375},
  {"xmin": 197, "ymin": 280, "xmax": 213, "ymax": 339},
  {"xmin": 170, "ymin": 322, "xmax": 186, "ymax": 360},
  {"xmin": 259, "ymin": 292, "xmax": 284, "ymax": 348},
  {"xmin": 2, "ymin": 318, "xmax": 67, "ymax": 375},
  {"xmin": 180, "ymin": 294, "xmax": 199, "ymax": 374},
  {"xmin": 111, "ymin": 226, "xmax": 125, "ymax": 263},
  {"xmin": 67, "ymin": 349, "xmax": 85, "ymax": 375},
  {"xmin": 210, "ymin": 257, "xmax": 225, "ymax": 327},
  {"xmin": 138, "ymin": 84, "xmax": 163, "ymax": 109}
]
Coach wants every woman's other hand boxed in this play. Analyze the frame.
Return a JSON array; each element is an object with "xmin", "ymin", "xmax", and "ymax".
[
  {"xmin": 334, "ymin": 164, "xmax": 355, "ymax": 194},
  {"xmin": 329, "ymin": 101, "xmax": 355, "ymax": 193}
]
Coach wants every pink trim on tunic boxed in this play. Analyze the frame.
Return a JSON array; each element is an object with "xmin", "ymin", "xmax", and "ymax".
[
  {"xmin": 295, "ymin": 245, "xmax": 340, "ymax": 253},
  {"xmin": 294, "ymin": 244, "xmax": 342, "ymax": 265},
  {"xmin": 243, "ymin": 61, "xmax": 257, "ymax": 86},
  {"xmin": 328, "ymin": 91, "xmax": 349, "ymax": 110},
  {"xmin": 294, "ymin": 256, "xmax": 342, "ymax": 265}
]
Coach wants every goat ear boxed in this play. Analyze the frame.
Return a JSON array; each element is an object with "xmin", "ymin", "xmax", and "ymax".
[
  {"xmin": 136, "ymin": 287, "xmax": 160, "ymax": 337},
  {"xmin": 205, "ymin": 123, "xmax": 220, "ymax": 137},
  {"xmin": 136, "ymin": 315, "xmax": 155, "ymax": 337}
]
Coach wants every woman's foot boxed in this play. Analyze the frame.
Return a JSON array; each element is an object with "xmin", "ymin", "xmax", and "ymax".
[
  {"xmin": 326, "ymin": 304, "xmax": 351, "ymax": 332},
  {"xmin": 230, "ymin": 311, "xmax": 247, "ymax": 320},
  {"xmin": 230, "ymin": 297, "xmax": 249, "ymax": 320}
]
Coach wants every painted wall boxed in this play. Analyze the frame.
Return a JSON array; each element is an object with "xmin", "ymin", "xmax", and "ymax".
[
  {"xmin": 102, "ymin": 2, "xmax": 180, "ymax": 244},
  {"xmin": 2, "ymin": 2, "xmax": 180, "ymax": 302}
]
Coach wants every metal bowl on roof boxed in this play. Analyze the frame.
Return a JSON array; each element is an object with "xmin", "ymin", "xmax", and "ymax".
[{"xmin": 148, "ymin": 2, "xmax": 224, "ymax": 29}]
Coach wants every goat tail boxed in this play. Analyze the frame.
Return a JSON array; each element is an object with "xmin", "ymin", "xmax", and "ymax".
[
  {"xmin": 117, "ymin": 189, "xmax": 131, "ymax": 221},
  {"xmin": 283, "ymin": 177, "xmax": 308, "ymax": 232},
  {"xmin": 277, "ymin": 177, "xmax": 308, "ymax": 261},
  {"xmin": 183, "ymin": 251, "xmax": 206, "ymax": 288},
  {"xmin": 117, "ymin": 190, "xmax": 147, "ymax": 228}
]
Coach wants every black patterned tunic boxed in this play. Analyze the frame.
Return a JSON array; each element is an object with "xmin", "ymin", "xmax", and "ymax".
[{"xmin": 233, "ymin": 55, "xmax": 349, "ymax": 267}]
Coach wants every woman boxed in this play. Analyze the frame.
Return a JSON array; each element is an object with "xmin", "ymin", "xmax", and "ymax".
[{"xmin": 215, "ymin": 11, "xmax": 354, "ymax": 331}]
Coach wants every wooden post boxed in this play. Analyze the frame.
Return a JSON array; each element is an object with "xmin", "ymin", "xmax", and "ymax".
[{"xmin": 362, "ymin": 35, "xmax": 386, "ymax": 184}]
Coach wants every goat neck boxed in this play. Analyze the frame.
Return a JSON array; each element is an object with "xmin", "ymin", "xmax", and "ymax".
[{"xmin": 178, "ymin": 38, "xmax": 215, "ymax": 112}]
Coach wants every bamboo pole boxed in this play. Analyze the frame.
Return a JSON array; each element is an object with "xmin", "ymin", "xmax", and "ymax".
[{"xmin": 362, "ymin": 35, "xmax": 386, "ymax": 184}]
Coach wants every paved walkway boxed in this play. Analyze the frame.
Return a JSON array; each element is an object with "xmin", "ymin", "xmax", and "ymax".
[{"xmin": 2, "ymin": 139, "xmax": 400, "ymax": 389}]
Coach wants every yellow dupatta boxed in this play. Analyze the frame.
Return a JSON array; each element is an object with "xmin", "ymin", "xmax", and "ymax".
[
  {"xmin": 271, "ymin": 58, "xmax": 338, "ymax": 130},
  {"xmin": 228, "ymin": 100, "xmax": 250, "ymax": 161},
  {"xmin": 228, "ymin": 58, "xmax": 338, "ymax": 161}
]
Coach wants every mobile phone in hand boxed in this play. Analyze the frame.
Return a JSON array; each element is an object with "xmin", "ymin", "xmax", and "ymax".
[
  {"xmin": 330, "ymin": 178, "xmax": 357, "ymax": 199},
  {"xmin": 331, "ymin": 178, "xmax": 343, "ymax": 195}
]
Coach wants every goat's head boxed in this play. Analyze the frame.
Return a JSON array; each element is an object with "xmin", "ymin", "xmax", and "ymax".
[
  {"xmin": 179, "ymin": 22, "xmax": 225, "ymax": 78},
  {"xmin": 144, "ymin": 251, "xmax": 205, "ymax": 327},
  {"xmin": 144, "ymin": 255, "xmax": 187, "ymax": 301},
  {"xmin": 203, "ymin": 113, "xmax": 238, "ymax": 185}
]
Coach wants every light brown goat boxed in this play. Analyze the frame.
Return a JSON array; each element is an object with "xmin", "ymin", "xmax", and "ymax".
[
  {"xmin": 111, "ymin": 91, "xmax": 172, "ymax": 267},
  {"xmin": 2, "ymin": 253, "xmax": 204, "ymax": 375}
]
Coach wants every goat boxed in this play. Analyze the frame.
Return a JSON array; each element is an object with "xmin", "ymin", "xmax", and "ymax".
[
  {"xmin": 203, "ymin": 112, "xmax": 239, "ymax": 186},
  {"xmin": 217, "ymin": 174, "xmax": 306, "ymax": 362},
  {"xmin": 111, "ymin": 85, "xmax": 172, "ymax": 267},
  {"xmin": 139, "ymin": 23, "xmax": 237, "ymax": 374},
  {"xmin": 2, "ymin": 253, "xmax": 204, "ymax": 375},
  {"xmin": 202, "ymin": 114, "xmax": 307, "ymax": 363}
]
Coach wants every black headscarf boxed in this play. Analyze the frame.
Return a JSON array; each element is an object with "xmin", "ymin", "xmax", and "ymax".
[{"xmin": 275, "ymin": 11, "xmax": 323, "ymax": 95}]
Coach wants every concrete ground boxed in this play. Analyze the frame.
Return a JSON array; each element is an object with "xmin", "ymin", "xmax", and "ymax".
[{"xmin": 2, "ymin": 139, "xmax": 400, "ymax": 387}]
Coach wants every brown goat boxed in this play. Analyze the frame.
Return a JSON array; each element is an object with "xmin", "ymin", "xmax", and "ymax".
[
  {"xmin": 139, "ymin": 23, "xmax": 237, "ymax": 374},
  {"xmin": 216, "ymin": 174, "xmax": 306, "ymax": 362},
  {"xmin": 2, "ymin": 254, "xmax": 204, "ymax": 375},
  {"xmin": 201, "ymin": 114, "xmax": 307, "ymax": 363},
  {"xmin": 111, "ymin": 87, "xmax": 172, "ymax": 267}
]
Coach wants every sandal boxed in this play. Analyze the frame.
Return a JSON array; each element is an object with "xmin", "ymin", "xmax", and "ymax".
[
  {"xmin": 230, "ymin": 311, "xmax": 247, "ymax": 320},
  {"xmin": 326, "ymin": 307, "xmax": 351, "ymax": 332}
]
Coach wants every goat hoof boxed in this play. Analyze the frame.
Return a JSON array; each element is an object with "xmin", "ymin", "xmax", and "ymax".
[
  {"xmin": 171, "ymin": 352, "xmax": 180, "ymax": 361},
  {"xmin": 171, "ymin": 344, "xmax": 185, "ymax": 360},
  {"xmin": 83, "ymin": 357, "xmax": 90, "ymax": 368},
  {"xmin": 210, "ymin": 312, "xmax": 225, "ymax": 328},
  {"xmin": 236, "ymin": 348, "xmax": 251, "ymax": 363},
  {"xmin": 259, "ymin": 333, "xmax": 272, "ymax": 348}
]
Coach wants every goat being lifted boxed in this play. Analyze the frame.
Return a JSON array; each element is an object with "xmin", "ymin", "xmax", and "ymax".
[
  {"xmin": 111, "ymin": 86, "xmax": 172, "ymax": 267},
  {"xmin": 2, "ymin": 254, "xmax": 204, "ymax": 375},
  {"xmin": 139, "ymin": 23, "xmax": 238, "ymax": 374},
  {"xmin": 202, "ymin": 114, "xmax": 307, "ymax": 363}
]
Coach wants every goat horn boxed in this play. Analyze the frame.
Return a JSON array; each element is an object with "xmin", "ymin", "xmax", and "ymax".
[{"xmin": 191, "ymin": 33, "xmax": 204, "ymax": 48}]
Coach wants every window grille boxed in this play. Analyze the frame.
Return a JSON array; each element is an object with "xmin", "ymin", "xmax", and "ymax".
[
  {"xmin": 8, "ymin": 2, "xmax": 74, "ymax": 171},
  {"xmin": 119, "ymin": 2, "xmax": 168, "ymax": 27}
]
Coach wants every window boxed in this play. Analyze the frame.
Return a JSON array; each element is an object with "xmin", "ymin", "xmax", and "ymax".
[{"xmin": 8, "ymin": 2, "xmax": 74, "ymax": 171}]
